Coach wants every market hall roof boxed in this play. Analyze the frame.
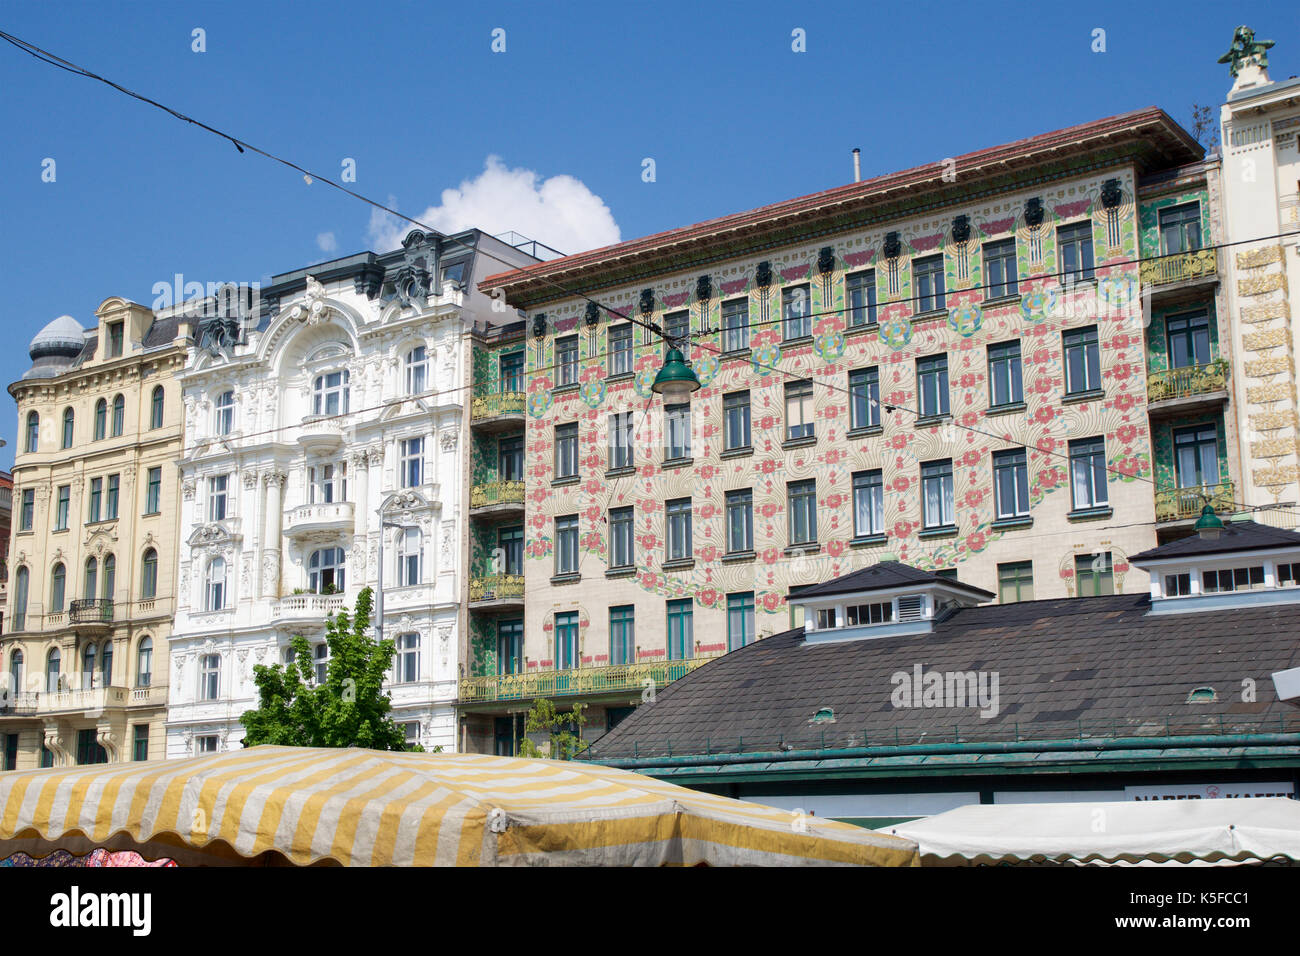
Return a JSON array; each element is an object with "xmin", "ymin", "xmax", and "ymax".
[
  {"xmin": 790, "ymin": 561, "xmax": 995, "ymax": 602},
  {"xmin": 1130, "ymin": 519, "xmax": 1300, "ymax": 562}
]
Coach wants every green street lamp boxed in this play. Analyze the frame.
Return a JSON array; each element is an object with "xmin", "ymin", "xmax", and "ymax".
[
  {"xmin": 651, "ymin": 346, "xmax": 701, "ymax": 403},
  {"xmin": 1195, "ymin": 503, "xmax": 1224, "ymax": 540}
]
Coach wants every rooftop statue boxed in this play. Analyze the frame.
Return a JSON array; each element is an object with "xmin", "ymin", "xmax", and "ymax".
[{"xmin": 1218, "ymin": 25, "xmax": 1274, "ymax": 78}]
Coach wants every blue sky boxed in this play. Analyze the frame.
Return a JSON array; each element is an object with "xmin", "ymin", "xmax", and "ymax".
[{"xmin": 0, "ymin": 0, "xmax": 1292, "ymax": 461}]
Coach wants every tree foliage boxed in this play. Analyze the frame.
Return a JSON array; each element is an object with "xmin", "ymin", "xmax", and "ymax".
[
  {"xmin": 1190, "ymin": 104, "xmax": 1219, "ymax": 150},
  {"xmin": 517, "ymin": 698, "xmax": 588, "ymax": 760}
]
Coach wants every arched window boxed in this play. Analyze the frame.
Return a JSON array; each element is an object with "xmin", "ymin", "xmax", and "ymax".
[
  {"xmin": 83, "ymin": 643, "xmax": 97, "ymax": 689},
  {"xmin": 103, "ymin": 553, "xmax": 116, "ymax": 601},
  {"xmin": 49, "ymin": 563, "xmax": 66, "ymax": 613},
  {"xmin": 9, "ymin": 650, "xmax": 24, "ymax": 699},
  {"xmin": 199, "ymin": 654, "xmax": 220, "ymax": 700},
  {"xmin": 93, "ymin": 398, "xmax": 107, "ymax": 440},
  {"xmin": 215, "ymin": 391, "xmax": 234, "ymax": 435},
  {"xmin": 136, "ymin": 637, "xmax": 153, "ymax": 688},
  {"xmin": 24, "ymin": 411, "xmax": 38, "ymax": 453},
  {"xmin": 13, "ymin": 567, "xmax": 28, "ymax": 631},
  {"xmin": 141, "ymin": 548, "xmax": 158, "ymax": 599},
  {"xmin": 149, "ymin": 385, "xmax": 164, "ymax": 430},
  {"xmin": 111, "ymin": 394, "xmax": 125, "ymax": 437},
  {"xmin": 61, "ymin": 407, "xmax": 75, "ymax": 449},
  {"xmin": 308, "ymin": 547, "xmax": 346, "ymax": 594},
  {"xmin": 46, "ymin": 648, "xmax": 61, "ymax": 693},
  {"xmin": 84, "ymin": 557, "xmax": 98, "ymax": 600},
  {"xmin": 397, "ymin": 528, "xmax": 422, "ymax": 587},
  {"xmin": 405, "ymin": 346, "xmax": 428, "ymax": 395},
  {"xmin": 312, "ymin": 370, "xmax": 350, "ymax": 416},
  {"xmin": 314, "ymin": 643, "xmax": 329, "ymax": 684},
  {"xmin": 101, "ymin": 640, "xmax": 113, "ymax": 687},
  {"xmin": 205, "ymin": 557, "xmax": 226, "ymax": 611}
]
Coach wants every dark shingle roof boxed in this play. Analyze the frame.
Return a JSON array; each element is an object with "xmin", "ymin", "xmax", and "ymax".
[
  {"xmin": 790, "ymin": 560, "xmax": 995, "ymax": 600},
  {"xmin": 141, "ymin": 315, "xmax": 183, "ymax": 349},
  {"xmin": 1130, "ymin": 520, "xmax": 1300, "ymax": 562}
]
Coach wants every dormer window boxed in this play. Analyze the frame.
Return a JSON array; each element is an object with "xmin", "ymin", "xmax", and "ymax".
[
  {"xmin": 848, "ymin": 601, "xmax": 893, "ymax": 625},
  {"xmin": 1202, "ymin": 566, "xmax": 1265, "ymax": 593},
  {"xmin": 106, "ymin": 321, "xmax": 124, "ymax": 358},
  {"xmin": 1133, "ymin": 520, "xmax": 1300, "ymax": 613}
]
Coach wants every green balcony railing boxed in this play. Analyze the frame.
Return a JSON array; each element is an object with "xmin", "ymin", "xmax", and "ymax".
[
  {"xmin": 470, "ymin": 480, "xmax": 526, "ymax": 509},
  {"xmin": 1146, "ymin": 361, "xmax": 1228, "ymax": 403},
  {"xmin": 1139, "ymin": 248, "xmax": 1217, "ymax": 287},
  {"xmin": 468, "ymin": 574, "xmax": 525, "ymax": 603},
  {"xmin": 459, "ymin": 655, "xmax": 721, "ymax": 703},
  {"xmin": 1154, "ymin": 481, "xmax": 1235, "ymax": 523},
  {"xmin": 470, "ymin": 391, "xmax": 526, "ymax": 421}
]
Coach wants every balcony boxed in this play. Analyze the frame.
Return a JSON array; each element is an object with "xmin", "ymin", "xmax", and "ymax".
[
  {"xmin": 470, "ymin": 391, "xmax": 526, "ymax": 431},
  {"xmin": 272, "ymin": 592, "xmax": 346, "ymax": 624},
  {"xmin": 470, "ymin": 480, "xmax": 525, "ymax": 514},
  {"xmin": 129, "ymin": 684, "xmax": 168, "ymax": 706},
  {"xmin": 468, "ymin": 573, "xmax": 525, "ymax": 607},
  {"xmin": 1140, "ymin": 248, "xmax": 1217, "ymax": 292},
  {"xmin": 1146, "ymin": 361, "xmax": 1229, "ymax": 415},
  {"xmin": 459, "ymin": 655, "xmax": 722, "ymax": 704},
  {"xmin": 284, "ymin": 501, "xmax": 354, "ymax": 540},
  {"xmin": 69, "ymin": 599, "xmax": 113, "ymax": 634},
  {"xmin": 298, "ymin": 415, "xmax": 345, "ymax": 452},
  {"xmin": 0, "ymin": 686, "xmax": 131, "ymax": 716},
  {"xmin": 1154, "ymin": 481, "xmax": 1236, "ymax": 524}
]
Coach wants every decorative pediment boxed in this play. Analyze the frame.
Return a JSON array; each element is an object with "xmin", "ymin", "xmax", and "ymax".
[
  {"xmin": 85, "ymin": 528, "xmax": 118, "ymax": 551},
  {"xmin": 288, "ymin": 276, "xmax": 334, "ymax": 326},
  {"xmin": 383, "ymin": 490, "xmax": 428, "ymax": 512},
  {"xmin": 188, "ymin": 521, "xmax": 242, "ymax": 549}
]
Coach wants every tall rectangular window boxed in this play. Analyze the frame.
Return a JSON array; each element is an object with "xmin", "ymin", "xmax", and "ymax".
[
  {"xmin": 721, "ymin": 298, "xmax": 749, "ymax": 352},
  {"xmin": 499, "ymin": 435, "xmax": 524, "ymax": 482},
  {"xmin": 917, "ymin": 355, "xmax": 950, "ymax": 418},
  {"xmin": 609, "ymin": 605, "xmax": 635, "ymax": 666},
  {"xmin": 1069, "ymin": 437, "xmax": 1108, "ymax": 510},
  {"xmin": 555, "ymin": 422, "xmax": 579, "ymax": 478},
  {"xmin": 664, "ymin": 311, "xmax": 689, "ymax": 355},
  {"xmin": 997, "ymin": 561, "xmax": 1034, "ymax": 603},
  {"xmin": 106, "ymin": 474, "xmax": 120, "ymax": 521},
  {"xmin": 498, "ymin": 526, "xmax": 523, "ymax": 575},
  {"xmin": 555, "ymin": 515, "xmax": 579, "ymax": 575},
  {"xmin": 852, "ymin": 470, "xmax": 884, "ymax": 537},
  {"xmin": 608, "ymin": 411, "xmax": 633, "ymax": 470},
  {"xmin": 983, "ymin": 238, "xmax": 1019, "ymax": 298},
  {"xmin": 396, "ymin": 633, "xmax": 420, "ymax": 682},
  {"xmin": 132, "ymin": 724, "xmax": 149, "ymax": 761},
  {"xmin": 1075, "ymin": 552, "xmax": 1114, "ymax": 597},
  {"xmin": 556, "ymin": 335, "xmax": 579, "ymax": 386},
  {"xmin": 208, "ymin": 475, "xmax": 228, "ymax": 521},
  {"xmin": 665, "ymin": 403, "xmax": 691, "ymax": 460},
  {"xmin": 1167, "ymin": 311, "xmax": 1212, "ymax": 368},
  {"xmin": 55, "ymin": 485, "xmax": 70, "ymax": 531},
  {"xmin": 555, "ymin": 612, "xmax": 579, "ymax": 670},
  {"xmin": 1159, "ymin": 202, "xmax": 1202, "ymax": 254},
  {"xmin": 1063, "ymin": 326, "xmax": 1101, "ymax": 394},
  {"xmin": 723, "ymin": 391, "xmax": 751, "ymax": 450},
  {"xmin": 400, "ymin": 437, "xmax": 423, "ymax": 487},
  {"xmin": 921, "ymin": 459, "xmax": 955, "ymax": 529},
  {"xmin": 787, "ymin": 479, "xmax": 817, "ymax": 546},
  {"xmin": 20, "ymin": 488, "xmax": 34, "ymax": 531},
  {"xmin": 849, "ymin": 367, "xmax": 880, "ymax": 430},
  {"xmin": 199, "ymin": 654, "xmax": 220, "ymax": 701},
  {"xmin": 608, "ymin": 324, "xmax": 633, "ymax": 376},
  {"xmin": 846, "ymin": 270, "xmax": 877, "ymax": 327},
  {"xmin": 1057, "ymin": 221, "xmax": 1095, "ymax": 283},
  {"xmin": 727, "ymin": 592, "xmax": 755, "ymax": 651},
  {"xmin": 500, "ymin": 352, "xmax": 524, "ymax": 393},
  {"xmin": 665, "ymin": 498, "xmax": 693, "ymax": 562},
  {"xmin": 782, "ymin": 284, "xmax": 812, "ymax": 340},
  {"xmin": 145, "ymin": 466, "xmax": 162, "ymax": 514},
  {"xmin": 784, "ymin": 380, "xmax": 814, "ymax": 440},
  {"xmin": 725, "ymin": 489, "xmax": 753, "ymax": 554},
  {"xmin": 88, "ymin": 477, "xmax": 103, "ymax": 523},
  {"xmin": 913, "ymin": 254, "xmax": 946, "ymax": 313},
  {"xmin": 609, "ymin": 506, "xmax": 634, "ymax": 569},
  {"xmin": 993, "ymin": 449, "xmax": 1030, "ymax": 519},
  {"xmin": 987, "ymin": 341, "xmax": 1024, "ymax": 407},
  {"xmin": 667, "ymin": 599, "xmax": 693, "ymax": 660},
  {"xmin": 496, "ymin": 620, "xmax": 523, "ymax": 675},
  {"xmin": 107, "ymin": 321, "xmax": 124, "ymax": 359},
  {"xmin": 1174, "ymin": 424, "xmax": 1220, "ymax": 488}
]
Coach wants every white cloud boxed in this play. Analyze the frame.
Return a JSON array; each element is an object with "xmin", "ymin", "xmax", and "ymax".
[
  {"xmin": 366, "ymin": 156, "xmax": 620, "ymax": 257},
  {"xmin": 316, "ymin": 232, "xmax": 337, "ymax": 253}
]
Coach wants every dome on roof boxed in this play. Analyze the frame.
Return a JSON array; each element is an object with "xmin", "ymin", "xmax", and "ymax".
[{"xmin": 29, "ymin": 315, "xmax": 85, "ymax": 358}]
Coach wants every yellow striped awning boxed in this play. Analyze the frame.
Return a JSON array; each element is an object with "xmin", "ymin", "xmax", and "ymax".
[{"xmin": 0, "ymin": 746, "xmax": 918, "ymax": 866}]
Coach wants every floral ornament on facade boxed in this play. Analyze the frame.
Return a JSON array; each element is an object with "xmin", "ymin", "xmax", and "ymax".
[
  {"xmin": 527, "ymin": 391, "xmax": 552, "ymax": 418},
  {"xmin": 579, "ymin": 380, "xmax": 606, "ymax": 408},
  {"xmin": 632, "ymin": 366, "xmax": 659, "ymax": 398},
  {"xmin": 1019, "ymin": 288, "xmax": 1058, "ymax": 324},
  {"xmin": 813, "ymin": 330, "xmax": 846, "ymax": 362},
  {"xmin": 947, "ymin": 303, "xmax": 983, "ymax": 337},
  {"xmin": 1098, "ymin": 275, "xmax": 1137, "ymax": 309},
  {"xmin": 878, "ymin": 315, "xmax": 912, "ymax": 351},
  {"xmin": 692, "ymin": 354, "xmax": 720, "ymax": 388},
  {"xmin": 749, "ymin": 343, "xmax": 781, "ymax": 375}
]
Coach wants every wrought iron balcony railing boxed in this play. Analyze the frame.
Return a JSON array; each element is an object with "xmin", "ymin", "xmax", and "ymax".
[
  {"xmin": 459, "ymin": 654, "xmax": 722, "ymax": 703},
  {"xmin": 471, "ymin": 391, "xmax": 526, "ymax": 421},
  {"xmin": 69, "ymin": 599, "xmax": 113, "ymax": 625},
  {"xmin": 1146, "ymin": 361, "xmax": 1228, "ymax": 403},
  {"xmin": 1154, "ymin": 481, "xmax": 1235, "ymax": 523},
  {"xmin": 470, "ymin": 480, "xmax": 526, "ymax": 509},
  {"xmin": 1139, "ymin": 248, "xmax": 1217, "ymax": 287},
  {"xmin": 468, "ymin": 574, "xmax": 525, "ymax": 603}
]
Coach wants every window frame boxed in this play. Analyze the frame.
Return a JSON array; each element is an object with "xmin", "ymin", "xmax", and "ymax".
[
  {"xmin": 787, "ymin": 479, "xmax": 818, "ymax": 546},
  {"xmin": 987, "ymin": 341, "xmax": 1024, "ymax": 408},
  {"xmin": 781, "ymin": 284, "xmax": 812, "ymax": 341},
  {"xmin": 609, "ymin": 506, "xmax": 634, "ymax": 570},
  {"xmin": 917, "ymin": 354, "xmax": 951, "ymax": 418},
  {"xmin": 845, "ymin": 270, "xmax": 878, "ymax": 328},
  {"xmin": 725, "ymin": 488, "xmax": 754, "ymax": 554},
  {"xmin": 921, "ymin": 459, "xmax": 956, "ymax": 529},
  {"xmin": 1063, "ymin": 326, "xmax": 1101, "ymax": 395},
  {"xmin": 665, "ymin": 498, "xmax": 693, "ymax": 562},
  {"xmin": 1068, "ymin": 436, "xmax": 1109, "ymax": 511},
  {"xmin": 848, "ymin": 367, "xmax": 881, "ymax": 430},
  {"xmin": 555, "ymin": 422, "xmax": 579, "ymax": 479},
  {"xmin": 556, "ymin": 335, "xmax": 579, "ymax": 387},
  {"xmin": 852, "ymin": 470, "xmax": 884, "ymax": 538},
  {"xmin": 982, "ymin": 238, "xmax": 1019, "ymax": 299},
  {"xmin": 555, "ymin": 515, "xmax": 579, "ymax": 575},
  {"xmin": 723, "ymin": 390, "xmax": 751, "ymax": 450}
]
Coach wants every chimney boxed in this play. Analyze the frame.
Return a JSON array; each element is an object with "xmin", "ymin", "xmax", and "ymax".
[{"xmin": 852, "ymin": 148, "xmax": 861, "ymax": 183}]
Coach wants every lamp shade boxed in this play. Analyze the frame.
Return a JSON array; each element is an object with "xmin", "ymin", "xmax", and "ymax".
[{"xmin": 652, "ymin": 347, "xmax": 700, "ymax": 403}]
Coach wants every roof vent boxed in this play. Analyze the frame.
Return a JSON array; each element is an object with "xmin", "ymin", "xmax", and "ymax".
[
  {"xmin": 897, "ymin": 595, "xmax": 925, "ymax": 622},
  {"xmin": 810, "ymin": 707, "xmax": 835, "ymax": 724},
  {"xmin": 1186, "ymin": 686, "xmax": 1218, "ymax": 704}
]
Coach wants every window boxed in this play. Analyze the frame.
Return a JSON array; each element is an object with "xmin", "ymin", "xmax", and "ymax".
[
  {"xmin": 988, "ymin": 342, "xmax": 1023, "ymax": 407},
  {"xmin": 205, "ymin": 557, "xmax": 226, "ymax": 611},
  {"xmin": 19, "ymin": 489, "xmax": 34, "ymax": 531},
  {"xmin": 87, "ymin": 477, "xmax": 103, "ymax": 523},
  {"xmin": 722, "ymin": 298, "xmax": 750, "ymax": 352},
  {"xmin": 397, "ymin": 528, "xmax": 422, "ymax": 586},
  {"xmin": 556, "ymin": 335, "xmax": 579, "ymax": 386},
  {"xmin": 1075, "ymin": 553, "xmax": 1114, "ymax": 597},
  {"xmin": 313, "ymin": 370, "xmax": 350, "ymax": 416},
  {"xmin": 1167, "ymin": 311, "xmax": 1212, "ymax": 368},
  {"xmin": 76, "ymin": 728, "xmax": 107, "ymax": 765},
  {"xmin": 214, "ymin": 391, "xmax": 234, "ymax": 435},
  {"xmin": 782, "ymin": 284, "xmax": 812, "ymax": 340},
  {"xmin": 199, "ymin": 654, "xmax": 220, "ymax": 700},
  {"xmin": 846, "ymin": 270, "xmax": 878, "ymax": 327},
  {"xmin": 106, "ymin": 474, "xmax": 120, "ymax": 520},
  {"xmin": 314, "ymin": 643, "xmax": 329, "ymax": 684},
  {"xmin": 1165, "ymin": 573, "xmax": 1193, "ymax": 596},
  {"xmin": 664, "ymin": 311, "xmax": 689, "ymax": 355},
  {"xmin": 555, "ymin": 612, "xmax": 579, "ymax": 670},
  {"xmin": 727, "ymin": 592, "xmax": 754, "ymax": 651},
  {"xmin": 150, "ymin": 385, "xmax": 164, "ymax": 429},
  {"xmin": 45, "ymin": 648, "xmax": 60, "ymax": 693},
  {"xmin": 499, "ymin": 526, "xmax": 523, "ymax": 576},
  {"xmin": 1174, "ymin": 424, "xmax": 1220, "ymax": 489},
  {"xmin": 24, "ymin": 412, "xmax": 38, "ymax": 453},
  {"xmin": 308, "ymin": 462, "xmax": 347, "ymax": 503},
  {"xmin": 441, "ymin": 260, "xmax": 466, "ymax": 287},
  {"xmin": 609, "ymin": 507, "xmax": 634, "ymax": 569},
  {"xmin": 666, "ymin": 498, "xmax": 693, "ymax": 562},
  {"xmin": 84, "ymin": 558, "xmax": 97, "ymax": 601},
  {"xmin": 395, "ymin": 633, "xmax": 420, "ymax": 683},
  {"xmin": 1159, "ymin": 202, "xmax": 1202, "ymax": 254},
  {"xmin": 852, "ymin": 470, "xmax": 885, "ymax": 538},
  {"xmin": 55, "ymin": 485, "xmax": 70, "ymax": 530},
  {"xmin": 993, "ymin": 449, "xmax": 1030, "ymax": 519},
  {"xmin": 500, "ymin": 352, "xmax": 524, "ymax": 393},
  {"xmin": 1058, "ymin": 221, "xmax": 1095, "ymax": 284},
  {"xmin": 847, "ymin": 602, "xmax": 894, "ymax": 625},
  {"xmin": 405, "ymin": 346, "xmax": 428, "ymax": 395},
  {"xmin": 133, "ymin": 724, "xmax": 149, "ymax": 762},
  {"xmin": 555, "ymin": 422, "xmax": 579, "ymax": 478},
  {"xmin": 849, "ymin": 367, "xmax": 880, "ymax": 430},
  {"xmin": 496, "ymin": 621, "xmax": 522, "ymax": 675},
  {"xmin": 726, "ymin": 489, "xmax": 754, "ymax": 554},
  {"xmin": 94, "ymin": 398, "xmax": 107, "ymax": 440},
  {"xmin": 723, "ymin": 391, "xmax": 751, "ymax": 450},
  {"xmin": 101, "ymin": 640, "xmax": 113, "ymax": 686},
  {"xmin": 667, "ymin": 599, "xmax": 694, "ymax": 660},
  {"xmin": 608, "ymin": 412, "xmax": 633, "ymax": 470},
  {"xmin": 610, "ymin": 605, "xmax": 635, "ymax": 666},
  {"xmin": 998, "ymin": 561, "xmax": 1034, "ymax": 603},
  {"xmin": 608, "ymin": 324, "xmax": 633, "ymax": 375},
  {"xmin": 107, "ymin": 320, "xmax": 124, "ymax": 358},
  {"xmin": 13, "ymin": 568, "xmax": 29, "ymax": 631},
  {"xmin": 196, "ymin": 736, "xmax": 218, "ymax": 754},
  {"xmin": 50, "ymin": 563, "xmax": 66, "ymax": 613},
  {"xmin": 913, "ymin": 254, "xmax": 946, "ymax": 313},
  {"xmin": 1069, "ymin": 437, "xmax": 1108, "ymax": 510},
  {"xmin": 784, "ymin": 380, "xmax": 814, "ymax": 440},
  {"xmin": 136, "ymin": 637, "xmax": 153, "ymax": 688},
  {"xmin": 145, "ymin": 466, "xmax": 162, "ymax": 514},
  {"xmin": 9, "ymin": 651, "xmax": 23, "ymax": 700},
  {"xmin": 555, "ymin": 515, "xmax": 578, "ymax": 575},
  {"xmin": 788, "ymin": 480, "xmax": 818, "ymax": 546},
  {"xmin": 208, "ymin": 475, "xmax": 228, "ymax": 521},
  {"xmin": 921, "ymin": 459, "xmax": 955, "ymax": 529},
  {"xmin": 111, "ymin": 394, "xmax": 125, "ymax": 437},
  {"xmin": 917, "ymin": 355, "xmax": 950, "ymax": 418},
  {"xmin": 665, "ymin": 403, "xmax": 691, "ymax": 460},
  {"xmin": 400, "ymin": 437, "xmax": 423, "ymax": 487},
  {"xmin": 499, "ymin": 435, "xmax": 524, "ymax": 482},
  {"xmin": 308, "ymin": 547, "xmax": 346, "ymax": 593},
  {"xmin": 983, "ymin": 239, "xmax": 1019, "ymax": 298},
  {"xmin": 61, "ymin": 408, "xmax": 74, "ymax": 448},
  {"xmin": 1063, "ymin": 326, "xmax": 1101, "ymax": 394}
]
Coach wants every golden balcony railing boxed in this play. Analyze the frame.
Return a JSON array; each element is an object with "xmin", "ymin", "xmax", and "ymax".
[
  {"xmin": 469, "ymin": 573, "xmax": 525, "ymax": 603},
  {"xmin": 1154, "ymin": 481, "xmax": 1235, "ymax": 523},
  {"xmin": 1139, "ymin": 248, "xmax": 1217, "ymax": 287},
  {"xmin": 1146, "ymin": 361, "xmax": 1228, "ymax": 403},
  {"xmin": 459, "ymin": 654, "xmax": 722, "ymax": 703},
  {"xmin": 471, "ymin": 391, "xmax": 526, "ymax": 422},
  {"xmin": 470, "ymin": 480, "xmax": 526, "ymax": 510}
]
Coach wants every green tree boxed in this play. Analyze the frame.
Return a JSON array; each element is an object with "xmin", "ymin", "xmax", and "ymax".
[
  {"xmin": 517, "ymin": 699, "xmax": 588, "ymax": 760},
  {"xmin": 241, "ymin": 587, "xmax": 418, "ymax": 751}
]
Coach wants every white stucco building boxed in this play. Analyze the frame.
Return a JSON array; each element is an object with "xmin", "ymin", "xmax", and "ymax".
[{"xmin": 165, "ymin": 230, "xmax": 542, "ymax": 756}]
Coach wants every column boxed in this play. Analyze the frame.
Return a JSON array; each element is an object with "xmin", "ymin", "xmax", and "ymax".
[{"xmin": 262, "ymin": 470, "xmax": 285, "ymax": 598}]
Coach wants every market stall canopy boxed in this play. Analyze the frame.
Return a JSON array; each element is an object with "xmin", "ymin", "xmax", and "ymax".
[
  {"xmin": 888, "ymin": 798, "xmax": 1300, "ymax": 866},
  {"xmin": 0, "ymin": 746, "xmax": 918, "ymax": 867}
]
